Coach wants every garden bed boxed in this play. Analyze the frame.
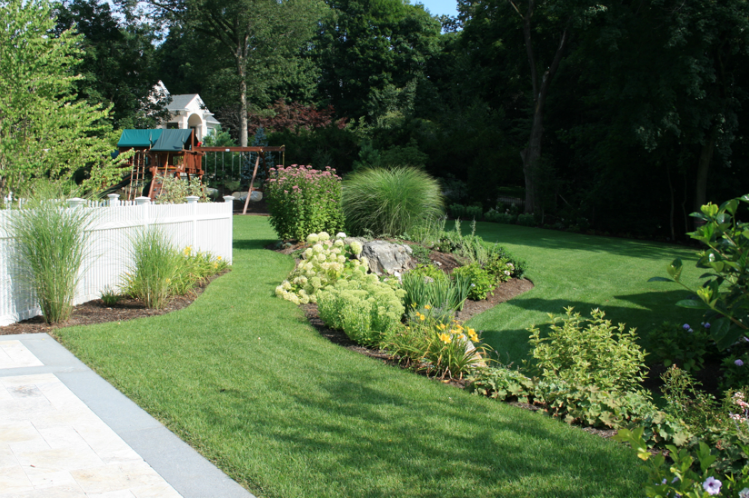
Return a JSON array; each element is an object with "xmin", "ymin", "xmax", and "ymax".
[{"xmin": 0, "ymin": 271, "xmax": 228, "ymax": 335}]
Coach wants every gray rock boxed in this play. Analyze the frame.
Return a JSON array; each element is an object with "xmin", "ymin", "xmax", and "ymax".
[
  {"xmin": 230, "ymin": 190, "xmax": 262, "ymax": 202},
  {"xmin": 361, "ymin": 240, "xmax": 415, "ymax": 276}
]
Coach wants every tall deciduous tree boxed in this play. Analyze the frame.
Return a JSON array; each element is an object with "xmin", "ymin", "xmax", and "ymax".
[
  {"xmin": 0, "ymin": 0, "xmax": 122, "ymax": 197},
  {"xmin": 314, "ymin": 0, "xmax": 441, "ymax": 120},
  {"xmin": 461, "ymin": 0, "xmax": 606, "ymax": 213},
  {"xmin": 54, "ymin": 0, "xmax": 170, "ymax": 129},
  {"xmin": 148, "ymin": 0, "xmax": 326, "ymax": 146}
]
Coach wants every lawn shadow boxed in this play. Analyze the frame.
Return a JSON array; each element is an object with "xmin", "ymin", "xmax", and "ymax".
[
  {"xmin": 475, "ymin": 222, "xmax": 698, "ymax": 262},
  {"xmin": 480, "ymin": 291, "xmax": 704, "ymax": 362},
  {"xmin": 207, "ymin": 368, "xmax": 643, "ymax": 498}
]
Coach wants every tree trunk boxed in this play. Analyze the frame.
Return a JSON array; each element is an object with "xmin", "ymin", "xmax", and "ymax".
[
  {"xmin": 238, "ymin": 56, "xmax": 248, "ymax": 147},
  {"xmin": 694, "ymin": 124, "xmax": 718, "ymax": 215},
  {"xmin": 520, "ymin": 107, "xmax": 543, "ymax": 213},
  {"xmin": 517, "ymin": 2, "xmax": 568, "ymax": 214}
]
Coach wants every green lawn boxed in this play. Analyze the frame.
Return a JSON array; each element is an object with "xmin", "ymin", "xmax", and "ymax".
[
  {"xmin": 470, "ymin": 222, "xmax": 705, "ymax": 363},
  {"xmin": 56, "ymin": 216, "xmax": 652, "ymax": 498}
]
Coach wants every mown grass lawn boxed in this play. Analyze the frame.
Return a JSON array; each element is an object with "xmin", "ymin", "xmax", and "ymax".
[
  {"xmin": 57, "ymin": 216, "xmax": 649, "ymax": 498},
  {"xmin": 471, "ymin": 222, "xmax": 706, "ymax": 363}
]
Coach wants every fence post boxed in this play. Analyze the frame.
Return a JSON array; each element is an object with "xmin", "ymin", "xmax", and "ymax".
[
  {"xmin": 67, "ymin": 198, "xmax": 85, "ymax": 209},
  {"xmin": 107, "ymin": 194, "xmax": 120, "ymax": 207},
  {"xmin": 223, "ymin": 196, "xmax": 234, "ymax": 263},
  {"xmin": 135, "ymin": 196, "xmax": 150, "ymax": 231}
]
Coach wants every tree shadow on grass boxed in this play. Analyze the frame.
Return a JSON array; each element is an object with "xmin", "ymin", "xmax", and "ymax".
[
  {"xmin": 479, "ymin": 290, "xmax": 705, "ymax": 362},
  {"xmin": 202, "ymin": 366, "xmax": 644, "ymax": 498},
  {"xmin": 475, "ymin": 222, "xmax": 697, "ymax": 262}
]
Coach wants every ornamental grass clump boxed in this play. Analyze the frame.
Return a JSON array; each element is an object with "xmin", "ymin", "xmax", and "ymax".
[
  {"xmin": 265, "ymin": 165, "xmax": 345, "ymax": 241},
  {"xmin": 122, "ymin": 232, "xmax": 228, "ymax": 309},
  {"xmin": 342, "ymin": 166, "xmax": 444, "ymax": 237},
  {"xmin": 276, "ymin": 232, "xmax": 367, "ymax": 304},
  {"xmin": 122, "ymin": 227, "xmax": 182, "ymax": 309},
  {"xmin": 10, "ymin": 199, "xmax": 94, "ymax": 324},
  {"xmin": 316, "ymin": 272, "xmax": 406, "ymax": 347}
]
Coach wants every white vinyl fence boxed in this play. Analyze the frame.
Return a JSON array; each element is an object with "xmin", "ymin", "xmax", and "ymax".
[{"xmin": 0, "ymin": 195, "xmax": 235, "ymax": 326}]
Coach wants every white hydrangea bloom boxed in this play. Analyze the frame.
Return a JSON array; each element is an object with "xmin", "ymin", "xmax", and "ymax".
[
  {"xmin": 288, "ymin": 293, "xmax": 301, "ymax": 305},
  {"xmin": 316, "ymin": 253, "xmax": 327, "ymax": 262},
  {"xmin": 300, "ymin": 294, "xmax": 310, "ymax": 304},
  {"xmin": 313, "ymin": 243, "xmax": 324, "ymax": 253},
  {"xmin": 318, "ymin": 232, "xmax": 330, "ymax": 241},
  {"xmin": 275, "ymin": 286, "xmax": 285, "ymax": 297},
  {"xmin": 281, "ymin": 280, "xmax": 292, "ymax": 290},
  {"xmin": 306, "ymin": 233, "xmax": 319, "ymax": 244},
  {"xmin": 304, "ymin": 248, "xmax": 314, "ymax": 259},
  {"xmin": 360, "ymin": 256, "xmax": 369, "ymax": 268},
  {"xmin": 336, "ymin": 232, "xmax": 347, "ymax": 239},
  {"xmin": 350, "ymin": 240, "xmax": 363, "ymax": 256},
  {"xmin": 334, "ymin": 239, "xmax": 344, "ymax": 247},
  {"xmin": 337, "ymin": 255, "xmax": 346, "ymax": 264},
  {"xmin": 311, "ymin": 277, "xmax": 322, "ymax": 288}
]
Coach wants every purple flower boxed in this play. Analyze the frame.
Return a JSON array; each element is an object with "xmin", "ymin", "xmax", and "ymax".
[
  {"xmin": 704, "ymin": 322, "xmax": 711, "ymax": 329},
  {"xmin": 703, "ymin": 477, "xmax": 721, "ymax": 495},
  {"xmin": 736, "ymin": 359, "xmax": 744, "ymax": 367},
  {"xmin": 683, "ymin": 323, "xmax": 691, "ymax": 330}
]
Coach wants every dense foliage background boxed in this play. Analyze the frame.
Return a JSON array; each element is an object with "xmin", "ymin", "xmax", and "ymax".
[{"xmin": 40, "ymin": 0, "xmax": 749, "ymax": 237}]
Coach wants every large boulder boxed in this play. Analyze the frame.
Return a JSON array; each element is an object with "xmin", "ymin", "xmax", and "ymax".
[{"xmin": 360, "ymin": 240, "xmax": 416, "ymax": 276}]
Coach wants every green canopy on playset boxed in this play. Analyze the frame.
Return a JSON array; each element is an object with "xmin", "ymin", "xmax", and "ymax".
[{"xmin": 117, "ymin": 129, "xmax": 193, "ymax": 151}]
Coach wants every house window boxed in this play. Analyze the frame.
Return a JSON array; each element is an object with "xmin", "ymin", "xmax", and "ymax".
[{"xmin": 167, "ymin": 123, "xmax": 179, "ymax": 129}]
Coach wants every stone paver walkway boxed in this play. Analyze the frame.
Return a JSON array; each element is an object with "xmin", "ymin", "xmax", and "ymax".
[{"xmin": 0, "ymin": 334, "xmax": 254, "ymax": 498}]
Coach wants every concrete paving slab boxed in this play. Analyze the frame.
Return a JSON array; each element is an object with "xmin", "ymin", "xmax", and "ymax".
[{"xmin": 0, "ymin": 333, "xmax": 255, "ymax": 498}]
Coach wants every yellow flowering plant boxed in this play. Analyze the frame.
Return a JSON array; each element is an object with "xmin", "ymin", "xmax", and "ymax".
[{"xmin": 382, "ymin": 306, "xmax": 490, "ymax": 380}]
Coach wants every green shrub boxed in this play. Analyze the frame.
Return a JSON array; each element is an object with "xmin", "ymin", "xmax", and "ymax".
[
  {"xmin": 382, "ymin": 311, "xmax": 487, "ymax": 380},
  {"xmin": 647, "ymin": 321, "xmax": 713, "ymax": 373},
  {"xmin": 11, "ymin": 199, "xmax": 94, "ymax": 324},
  {"xmin": 276, "ymin": 232, "xmax": 367, "ymax": 304},
  {"xmin": 172, "ymin": 246, "xmax": 229, "ymax": 296},
  {"xmin": 265, "ymin": 165, "xmax": 344, "ymax": 241},
  {"xmin": 401, "ymin": 270, "xmax": 470, "ymax": 312},
  {"xmin": 464, "ymin": 205, "xmax": 482, "ymax": 220},
  {"xmin": 616, "ymin": 427, "xmax": 749, "ymax": 498},
  {"xmin": 317, "ymin": 273, "xmax": 406, "ymax": 346},
  {"xmin": 651, "ymin": 194, "xmax": 749, "ymax": 350},
  {"xmin": 484, "ymin": 254, "xmax": 516, "ymax": 284},
  {"xmin": 342, "ymin": 167, "xmax": 444, "ymax": 237},
  {"xmin": 527, "ymin": 307, "xmax": 647, "ymax": 393},
  {"xmin": 154, "ymin": 176, "xmax": 208, "ymax": 204},
  {"xmin": 721, "ymin": 353, "xmax": 749, "ymax": 390},
  {"xmin": 409, "ymin": 263, "xmax": 448, "ymax": 283},
  {"xmin": 100, "ymin": 286, "xmax": 120, "ymax": 306},
  {"xmin": 468, "ymin": 366, "xmax": 534, "ymax": 403},
  {"xmin": 449, "ymin": 203, "xmax": 466, "ymax": 219},
  {"xmin": 452, "ymin": 263, "xmax": 495, "ymax": 300},
  {"xmin": 485, "ymin": 208, "xmax": 516, "ymax": 224},
  {"xmin": 122, "ymin": 227, "xmax": 183, "ymax": 309},
  {"xmin": 517, "ymin": 213, "xmax": 536, "ymax": 226}
]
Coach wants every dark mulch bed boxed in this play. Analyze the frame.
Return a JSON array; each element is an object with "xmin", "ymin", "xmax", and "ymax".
[{"xmin": 0, "ymin": 272, "xmax": 227, "ymax": 336}]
